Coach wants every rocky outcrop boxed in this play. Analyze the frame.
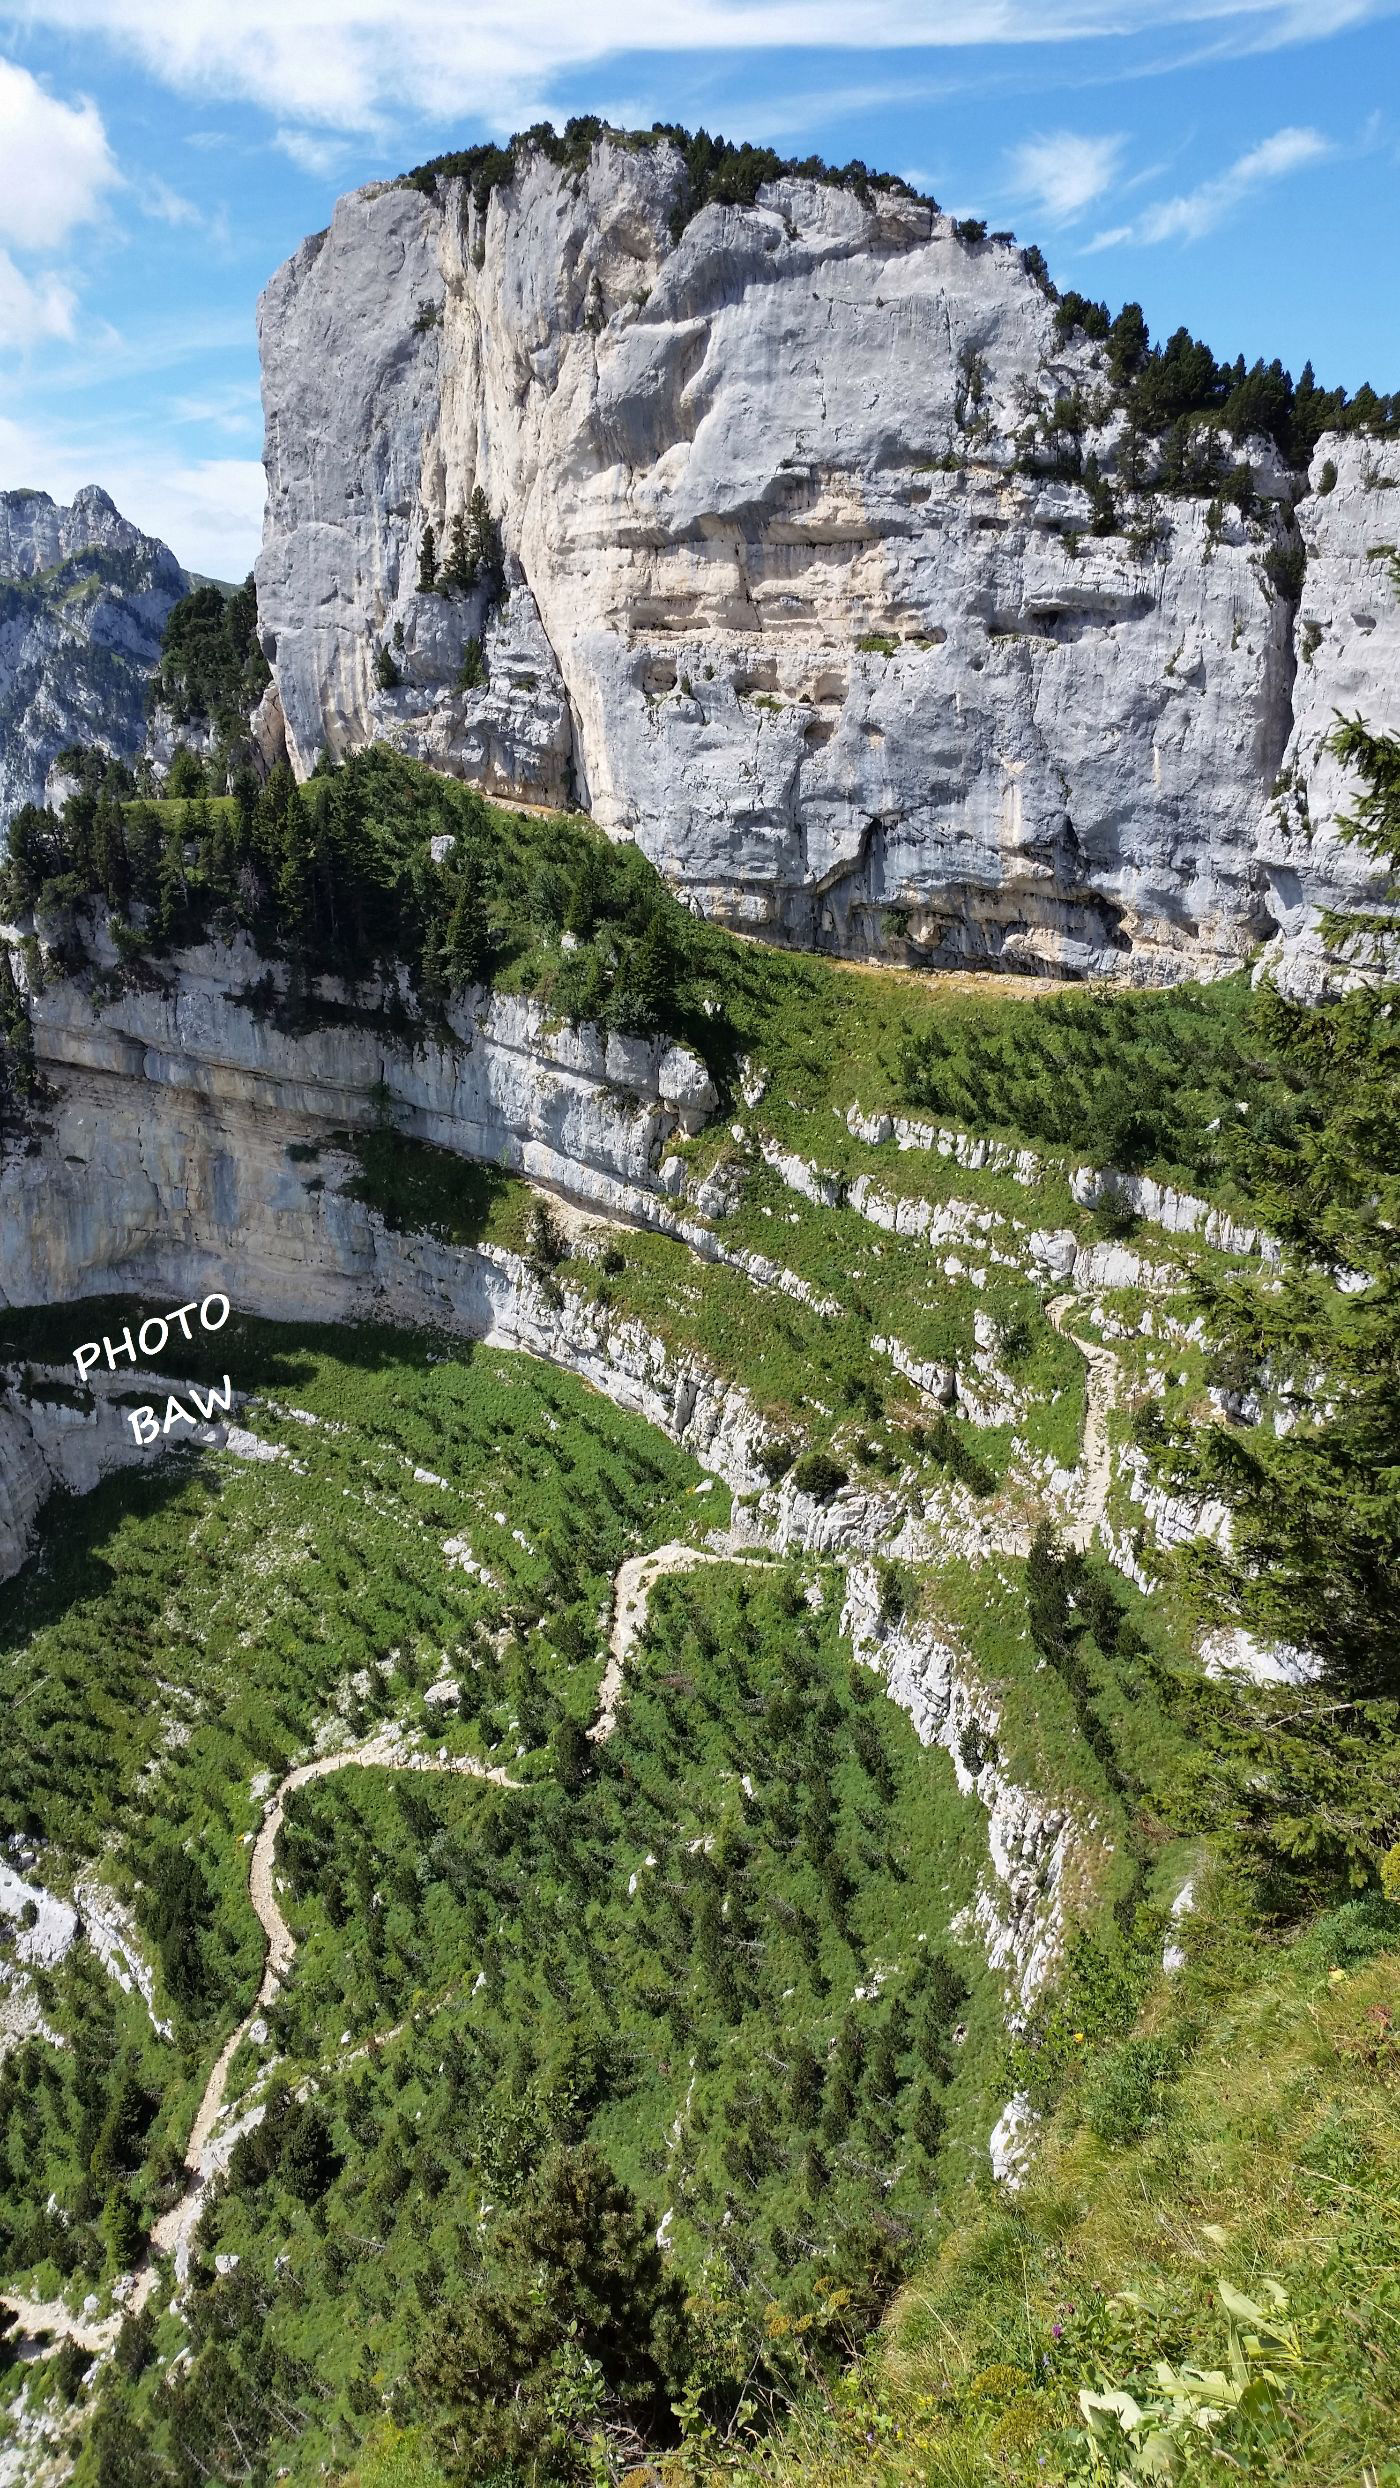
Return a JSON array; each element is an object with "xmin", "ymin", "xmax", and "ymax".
[
  {"xmin": 841, "ymin": 1563, "xmax": 1093, "ymax": 2007},
  {"xmin": 0, "ymin": 1370, "xmax": 160, "ymax": 1580},
  {"xmin": 254, "ymin": 139, "xmax": 1352, "ymax": 984},
  {"xmin": 0, "ymin": 487, "xmax": 188, "ymax": 829},
  {"xmin": 1258, "ymin": 433, "xmax": 1400, "ymax": 994},
  {"xmin": 0, "ymin": 935, "xmax": 757, "ymax": 1578},
  {"xmin": 0, "ymin": 1354, "xmax": 267, "ymax": 1582},
  {"xmin": 5, "ymin": 925, "xmax": 717, "ymax": 1306}
]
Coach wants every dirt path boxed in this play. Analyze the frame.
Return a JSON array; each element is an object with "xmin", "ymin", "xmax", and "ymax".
[
  {"xmin": 3, "ymin": 1315, "xmax": 1118, "ymax": 2356},
  {"xmin": 592, "ymin": 1543, "xmax": 775, "ymax": 1739},
  {"xmin": 5, "ymin": 1537, "xmax": 755, "ymax": 2353},
  {"xmin": 1048, "ymin": 1295, "xmax": 1119, "ymax": 1551},
  {"xmin": 5, "ymin": 1737, "xmax": 520, "ymax": 2348}
]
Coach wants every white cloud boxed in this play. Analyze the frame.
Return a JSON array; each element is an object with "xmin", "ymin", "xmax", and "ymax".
[
  {"xmin": 0, "ymin": 411, "xmax": 264, "ymax": 574},
  {"xmin": 0, "ymin": 2, "xmax": 1396, "ymax": 132},
  {"xmin": 107, "ymin": 454, "xmax": 266, "ymax": 578},
  {"xmin": 1088, "ymin": 123, "xmax": 1330, "ymax": 246},
  {"xmin": 136, "ymin": 173, "xmax": 202, "ymax": 226},
  {"xmin": 274, "ymin": 127, "xmax": 353, "ymax": 179},
  {"xmin": 0, "ymin": 58, "xmax": 116, "ymax": 252},
  {"xmin": 0, "ymin": 251, "xmax": 78, "ymax": 346},
  {"xmin": 1006, "ymin": 130, "xmax": 1126, "ymax": 226}
]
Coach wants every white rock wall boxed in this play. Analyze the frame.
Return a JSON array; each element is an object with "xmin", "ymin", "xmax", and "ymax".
[
  {"xmin": 1258, "ymin": 433, "xmax": 1400, "ymax": 994},
  {"xmin": 9, "ymin": 928, "xmax": 716, "ymax": 1285},
  {"xmin": 255, "ymin": 141, "xmax": 1330, "ymax": 984},
  {"xmin": 0, "ymin": 950, "xmax": 755, "ymax": 1577}
]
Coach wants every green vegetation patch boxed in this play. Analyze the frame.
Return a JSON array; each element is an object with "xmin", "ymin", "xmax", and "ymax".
[
  {"xmin": 725, "ymin": 1890, "xmax": 1400, "ymax": 2488},
  {"xmin": 99, "ymin": 1560, "xmax": 996, "ymax": 2482},
  {"xmin": 150, "ymin": 576, "xmax": 269, "ymax": 742},
  {"xmin": 0, "ymin": 1311, "xmax": 702, "ymax": 2310}
]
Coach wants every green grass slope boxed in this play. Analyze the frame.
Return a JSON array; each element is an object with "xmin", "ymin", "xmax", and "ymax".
[{"xmin": 1, "ymin": 743, "xmax": 1396, "ymax": 2488}]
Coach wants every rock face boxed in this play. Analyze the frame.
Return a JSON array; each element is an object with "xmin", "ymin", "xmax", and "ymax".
[
  {"xmin": 254, "ymin": 140, "xmax": 1387, "ymax": 983},
  {"xmin": 0, "ymin": 487, "xmax": 188, "ymax": 829},
  {"xmin": 9, "ymin": 928, "xmax": 716, "ymax": 1273},
  {"xmin": 1258, "ymin": 434, "xmax": 1400, "ymax": 993},
  {"xmin": 0, "ymin": 940, "xmax": 762, "ymax": 1580}
]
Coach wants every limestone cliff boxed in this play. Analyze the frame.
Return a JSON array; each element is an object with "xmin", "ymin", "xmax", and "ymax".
[
  {"xmin": 0, "ymin": 487, "xmax": 188, "ymax": 828},
  {"xmin": 0, "ymin": 927, "xmax": 715, "ymax": 1310},
  {"xmin": 254, "ymin": 139, "xmax": 1394, "ymax": 983},
  {"xmin": 1257, "ymin": 433, "xmax": 1400, "ymax": 992},
  {"xmin": 0, "ymin": 936, "xmax": 745, "ymax": 1580}
]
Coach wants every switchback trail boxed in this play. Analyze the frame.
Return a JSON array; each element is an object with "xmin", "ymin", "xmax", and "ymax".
[
  {"xmin": 1048, "ymin": 1295, "xmax": 1119, "ymax": 1551},
  {"xmin": 4, "ymin": 1735, "xmax": 520, "ymax": 2349},
  {"xmin": 592, "ymin": 1542, "xmax": 776, "ymax": 1739},
  {"xmin": 3, "ymin": 1305, "xmax": 1118, "ymax": 2353}
]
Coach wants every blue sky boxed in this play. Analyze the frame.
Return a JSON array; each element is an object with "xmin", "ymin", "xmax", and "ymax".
[{"xmin": 0, "ymin": 1, "xmax": 1396, "ymax": 578}]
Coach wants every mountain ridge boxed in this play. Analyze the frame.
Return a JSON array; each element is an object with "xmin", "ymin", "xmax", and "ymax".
[{"xmin": 0, "ymin": 486, "xmax": 189, "ymax": 827}]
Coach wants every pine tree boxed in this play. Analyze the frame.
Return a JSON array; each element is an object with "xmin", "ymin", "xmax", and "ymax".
[
  {"xmin": 416, "ymin": 2143, "xmax": 686, "ymax": 2482},
  {"xmin": 198, "ymin": 793, "xmax": 239, "ymax": 903},
  {"xmin": 276, "ymin": 785, "xmax": 313, "ymax": 949},
  {"xmin": 787, "ymin": 2035, "xmax": 823, "ymax": 2124},
  {"xmin": 868, "ymin": 2020, "xmax": 900, "ymax": 2101},
  {"xmin": 0, "ymin": 944, "xmax": 35, "ymax": 1136},
  {"xmin": 442, "ymin": 509, "xmax": 474, "ymax": 593},
  {"xmin": 440, "ymin": 852, "xmax": 489, "ymax": 994},
  {"xmin": 0, "ymin": 805, "xmax": 53, "ymax": 915},
  {"xmin": 417, "ymin": 521, "xmax": 439, "ymax": 591},
  {"xmin": 1156, "ymin": 717, "xmax": 1400, "ymax": 1706},
  {"xmin": 911, "ymin": 2081, "xmax": 946, "ymax": 2160},
  {"xmin": 552, "ymin": 1716, "xmax": 590, "ymax": 1793},
  {"xmin": 466, "ymin": 484, "xmax": 503, "ymax": 590},
  {"xmin": 125, "ymin": 800, "xmax": 163, "ymax": 911},
  {"xmin": 92, "ymin": 797, "xmax": 131, "ymax": 913},
  {"xmin": 613, "ymin": 905, "xmax": 679, "ymax": 1037},
  {"xmin": 156, "ymin": 811, "xmax": 188, "ymax": 944}
]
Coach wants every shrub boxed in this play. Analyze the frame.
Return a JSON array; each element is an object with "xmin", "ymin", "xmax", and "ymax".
[
  {"xmin": 1265, "ymin": 536, "xmax": 1306, "ymax": 602},
  {"xmin": 527, "ymin": 1200, "xmax": 567, "ymax": 1272},
  {"xmin": 791, "ymin": 1450, "xmax": 848, "ymax": 1503}
]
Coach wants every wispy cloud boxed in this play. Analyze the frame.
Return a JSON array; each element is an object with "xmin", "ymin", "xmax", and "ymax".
[
  {"xmin": 1089, "ymin": 122, "xmax": 1329, "ymax": 245},
  {"xmin": 0, "ymin": 252, "xmax": 79, "ymax": 347},
  {"xmin": 134, "ymin": 173, "xmax": 202, "ymax": 226},
  {"xmin": 274, "ymin": 126, "xmax": 353, "ymax": 179},
  {"xmin": 170, "ymin": 379, "xmax": 262, "ymax": 437},
  {"xmin": 1, "ymin": 3, "xmax": 1397, "ymax": 134},
  {"xmin": 1005, "ymin": 129, "xmax": 1127, "ymax": 224}
]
